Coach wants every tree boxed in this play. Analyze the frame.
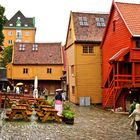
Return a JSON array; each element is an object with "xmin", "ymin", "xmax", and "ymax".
[
  {"xmin": 0, "ymin": 45, "xmax": 13, "ymax": 67},
  {"xmin": 0, "ymin": 5, "xmax": 7, "ymax": 46}
]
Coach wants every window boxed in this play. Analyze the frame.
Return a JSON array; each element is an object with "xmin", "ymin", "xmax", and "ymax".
[
  {"xmin": 113, "ymin": 20, "xmax": 116, "ymax": 32},
  {"xmin": 23, "ymin": 68, "xmax": 28, "ymax": 74},
  {"xmin": 25, "ymin": 32, "xmax": 29, "ymax": 36},
  {"xmin": 32, "ymin": 44, "xmax": 38, "ymax": 51},
  {"xmin": 83, "ymin": 46, "xmax": 94, "ymax": 53},
  {"xmin": 72, "ymin": 86, "xmax": 75, "ymax": 94},
  {"xmin": 71, "ymin": 65, "xmax": 74, "ymax": 75},
  {"xmin": 78, "ymin": 17, "xmax": 88, "ymax": 26},
  {"xmin": 16, "ymin": 17, "xmax": 21, "ymax": 27},
  {"xmin": 24, "ymin": 24, "xmax": 28, "ymax": 27},
  {"xmin": 19, "ymin": 44, "xmax": 25, "ymax": 51},
  {"xmin": 16, "ymin": 30, "xmax": 22, "ymax": 39},
  {"xmin": 47, "ymin": 68, "xmax": 52, "ymax": 74},
  {"xmin": 95, "ymin": 17, "xmax": 106, "ymax": 27},
  {"xmin": 8, "ymin": 40, "xmax": 13, "ymax": 45},
  {"xmin": 9, "ymin": 23, "xmax": 13, "ymax": 26},
  {"xmin": 8, "ymin": 31, "xmax": 12, "ymax": 36},
  {"xmin": 136, "ymin": 41, "xmax": 140, "ymax": 48}
]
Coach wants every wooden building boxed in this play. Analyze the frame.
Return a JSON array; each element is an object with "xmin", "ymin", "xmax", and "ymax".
[
  {"xmin": 6, "ymin": 42, "xmax": 64, "ymax": 94},
  {"xmin": 65, "ymin": 11, "xmax": 108, "ymax": 104},
  {"xmin": 101, "ymin": 2, "xmax": 140, "ymax": 111},
  {"xmin": 3, "ymin": 11, "xmax": 36, "ymax": 47}
]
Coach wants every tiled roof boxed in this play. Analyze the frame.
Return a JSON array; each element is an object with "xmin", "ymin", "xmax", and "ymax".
[
  {"xmin": 72, "ymin": 12, "xmax": 109, "ymax": 42},
  {"xmin": 13, "ymin": 43, "xmax": 63, "ymax": 65},
  {"xmin": 4, "ymin": 10, "xmax": 35, "ymax": 28},
  {"xmin": 116, "ymin": 2, "xmax": 140, "ymax": 36}
]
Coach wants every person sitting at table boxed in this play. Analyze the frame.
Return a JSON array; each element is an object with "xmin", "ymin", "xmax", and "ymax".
[{"xmin": 55, "ymin": 89, "xmax": 63, "ymax": 116}]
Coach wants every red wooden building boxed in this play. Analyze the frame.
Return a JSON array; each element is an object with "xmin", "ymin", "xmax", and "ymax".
[{"xmin": 101, "ymin": 2, "xmax": 140, "ymax": 111}]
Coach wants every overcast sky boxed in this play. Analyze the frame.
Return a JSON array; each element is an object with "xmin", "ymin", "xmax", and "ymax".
[{"xmin": 0, "ymin": 0, "xmax": 140, "ymax": 44}]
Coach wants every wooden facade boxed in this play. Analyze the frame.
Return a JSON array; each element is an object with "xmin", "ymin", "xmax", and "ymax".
[
  {"xmin": 101, "ymin": 2, "xmax": 140, "ymax": 111},
  {"xmin": 65, "ymin": 12, "xmax": 108, "ymax": 104},
  {"xmin": 7, "ymin": 43, "xmax": 64, "ymax": 94}
]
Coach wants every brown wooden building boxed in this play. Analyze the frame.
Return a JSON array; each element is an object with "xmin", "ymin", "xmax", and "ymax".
[{"xmin": 7, "ymin": 42, "xmax": 64, "ymax": 94}]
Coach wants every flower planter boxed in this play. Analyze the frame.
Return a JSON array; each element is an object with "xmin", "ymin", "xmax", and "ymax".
[{"xmin": 62, "ymin": 117, "xmax": 74, "ymax": 125}]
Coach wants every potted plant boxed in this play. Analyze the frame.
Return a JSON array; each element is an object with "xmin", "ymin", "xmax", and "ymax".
[{"xmin": 62, "ymin": 104, "xmax": 74, "ymax": 124}]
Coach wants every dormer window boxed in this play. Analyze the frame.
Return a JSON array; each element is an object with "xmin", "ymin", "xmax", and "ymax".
[
  {"xmin": 32, "ymin": 44, "xmax": 38, "ymax": 51},
  {"xmin": 95, "ymin": 17, "xmax": 106, "ymax": 27},
  {"xmin": 19, "ymin": 44, "xmax": 25, "ymax": 51},
  {"xmin": 9, "ymin": 23, "xmax": 13, "ymax": 26},
  {"xmin": 78, "ymin": 17, "xmax": 88, "ymax": 26}
]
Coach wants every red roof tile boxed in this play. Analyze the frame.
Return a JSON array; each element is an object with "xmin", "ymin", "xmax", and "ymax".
[
  {"xmin": 13, "ymin": 43, "xmax": 63, "ymax": 65},
  {"xmin": 72, "ymin": 12, "xmax": 109, "ymax": 42},
  {"xmin": 116, "ymin": 2, "xmax": 140, "ymax": 36}
]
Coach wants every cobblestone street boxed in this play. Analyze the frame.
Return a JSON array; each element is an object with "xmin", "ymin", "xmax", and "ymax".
[{"xmin": 0, "ymin": 104, "xmax": 136, "ymax": 140}]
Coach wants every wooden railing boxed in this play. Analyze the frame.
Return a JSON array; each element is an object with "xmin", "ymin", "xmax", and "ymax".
[{"xmin": 104, "ymin": 74, "xmax": 140, "ymax": 109}]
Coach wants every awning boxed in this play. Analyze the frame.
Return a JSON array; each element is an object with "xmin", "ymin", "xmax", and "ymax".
[{"xmin": 109, "ymin": 47, "xmax": 130, "ymax": 63}]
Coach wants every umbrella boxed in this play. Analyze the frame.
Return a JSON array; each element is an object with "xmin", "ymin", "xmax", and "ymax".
[
  {"xmin": 16, "ymin": 82, "xmax": 23, "ymax": 86},
  {"xmin": 34, "ymin": 76, "xmax": 38, "ymax": 89},
  {"xmin": 33, "ymin": 76, "xmax": 38, "ymax": 98},
  {"xmin": 56, "ymin": 88, "xmax": 63, "ymax": 92}
]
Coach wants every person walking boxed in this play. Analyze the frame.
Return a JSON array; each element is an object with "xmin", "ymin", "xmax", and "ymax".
[
  {"xmin": 129, "ymin": 103, "xmax": 140, "ymax": 139},
  {"xmin": 43, "ymin": 88, "xmax": 48, "ymax": 100},
  {"xmin": 54, "ymin": 89, "xmax": 63, "ymax": 116}
]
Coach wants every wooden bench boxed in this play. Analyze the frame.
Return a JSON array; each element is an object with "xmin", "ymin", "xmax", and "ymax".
[
  {"xmin": 26, "ymin": 110, "xmax": 32, "ymax": 116},
  {"xmin": 36, "ymin": 111, "xmax": 44, "ymax": 117}
]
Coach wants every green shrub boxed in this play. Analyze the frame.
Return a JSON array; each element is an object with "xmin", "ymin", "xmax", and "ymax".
[{"xmin": 62, "ymin": 110, "xmax": 74, "ymax": 119}]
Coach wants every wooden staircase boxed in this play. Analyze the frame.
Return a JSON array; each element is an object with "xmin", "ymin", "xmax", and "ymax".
[{"xmin": 103, "ymin": 78, "xmax": 122, "ymax": 110}]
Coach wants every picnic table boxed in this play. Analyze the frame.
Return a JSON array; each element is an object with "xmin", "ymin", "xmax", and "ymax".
[
  {"xmin": 36, "ymin": 107, "xmax": 61, "ymax": 123},
  {"xmin": 6, "ymin": 105, "xmax": 32, "ymax": 121}
]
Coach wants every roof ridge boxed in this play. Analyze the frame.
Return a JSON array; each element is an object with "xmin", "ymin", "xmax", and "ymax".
[{"xmin": 72, "ymin": 11, "xmax": 109, "ymax": 15}]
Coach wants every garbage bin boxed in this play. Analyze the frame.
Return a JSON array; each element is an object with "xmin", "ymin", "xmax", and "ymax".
[{"xmin": 79, "ymin": 97, "xmax": 90, "ymax": 106}]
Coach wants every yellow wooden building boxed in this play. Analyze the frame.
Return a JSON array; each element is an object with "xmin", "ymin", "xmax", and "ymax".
[
  {"xmin": 65, "ymin": 12, "xmax": 108, "ymax": 104},
  {"xmin": 7, "ymin": 42, "xmax": 64, "ymax": 94},
  {"xmin": 3, "ymin": 11, "xmax": 36, "ymax": 47}
]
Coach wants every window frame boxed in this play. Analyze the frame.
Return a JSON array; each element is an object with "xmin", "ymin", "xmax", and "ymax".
[
  {"xmin": 78, "ymin": 16, "xmax": 88, "ymax": 26},
  {"xmin": 47, "ymin": 68, "xmax": 52, "ymax": 74},
  {"xmin": 23, "ymin": 68, "xmax": 28, "ymax": 74},
  {"xmin": 83, "ymin": 45, "xmax": 94, "ymax": 54}
]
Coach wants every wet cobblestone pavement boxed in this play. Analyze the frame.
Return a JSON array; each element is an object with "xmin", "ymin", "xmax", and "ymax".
[{"xmin": 0, "ymin": 104, "xmax": 137, "ymax": 140}]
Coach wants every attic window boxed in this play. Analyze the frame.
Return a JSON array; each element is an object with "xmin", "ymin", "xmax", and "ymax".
[
  {"xmin": 32, "ymin": 44, "xmax": 38, "ymax": 51},
  {"xmin": 95, "ymin": 17, "xmax": 106, "ymax": 27},
  {"xmin": 78, "ymin": 17, "xmax": 88, "ymax": 26},
  {"xmin": 9, "ymin": 23, "xmax": 13, "ymax": 26},
  {"xmin": 19, "ymin": 44, "xmax": 25, "ymax": 51}
]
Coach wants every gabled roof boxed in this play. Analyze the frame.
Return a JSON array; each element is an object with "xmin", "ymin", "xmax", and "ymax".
[
  {"xmin": 72, "ymin": 12, "xmax": 109, "ymax": 42},
  {"xmin": 4, "ymin": 10, "xmax": 35, "ymax": 28},
  {"xmin": 109, "ymin": 47, "xmax": 129, "ymax": 63},
  {"xmin": 115, "ymin": 2, "xmax": 140, "ymax": 37},
  {"xmin": 13, "ymin": 43, "xmax": 63, "ymax": 65}
]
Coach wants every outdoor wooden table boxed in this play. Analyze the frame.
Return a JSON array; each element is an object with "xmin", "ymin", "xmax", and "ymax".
[
  {"xmin": 40, "ymin": 108, "xmax": 61, "ymax": 123},
  {"xmin": 7, "ymin": 106, "xmax": 30, "ymax": 121},
  {"xmin": 39, "ymin": 105, "xmax": 53, "ymax": 110}
]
